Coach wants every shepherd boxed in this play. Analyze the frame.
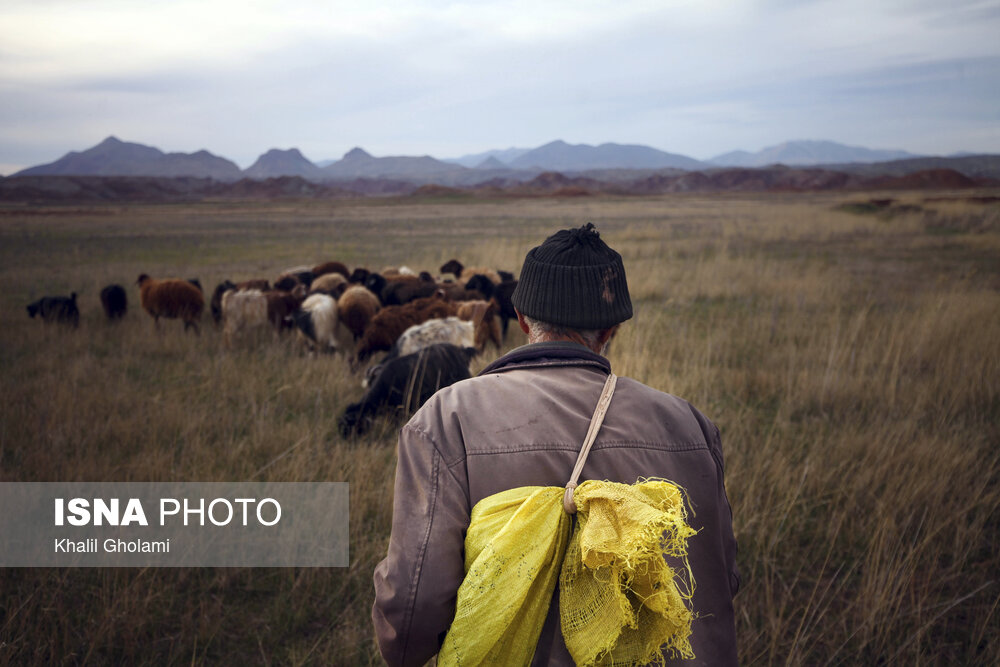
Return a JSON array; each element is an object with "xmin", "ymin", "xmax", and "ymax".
[{"xmin": 373, "ymin": 223, "xmax": 740, "ymax": 666}]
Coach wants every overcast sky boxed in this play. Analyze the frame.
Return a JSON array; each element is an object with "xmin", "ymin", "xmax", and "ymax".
[{"xmin": 1, "ymin": 0, "xmax": 998, "ymax": 174}]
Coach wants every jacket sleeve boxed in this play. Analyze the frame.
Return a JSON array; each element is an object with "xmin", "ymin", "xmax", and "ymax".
[{"xmin": 372, "ymin": 421, "xmax": 470, "ymax": 667}]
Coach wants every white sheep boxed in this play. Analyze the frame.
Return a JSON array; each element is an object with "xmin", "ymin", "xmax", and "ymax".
[{"xmin": 221, "ymin": 289, "xmax": 268, "ymax": 346}]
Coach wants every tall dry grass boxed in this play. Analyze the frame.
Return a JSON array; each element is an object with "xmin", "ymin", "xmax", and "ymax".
[{"xmin": 0, "ymin": 192, "xmax": 997, "ymax": 664}]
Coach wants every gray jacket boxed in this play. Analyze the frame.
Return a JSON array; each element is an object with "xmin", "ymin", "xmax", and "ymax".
[{"xmin": 373, "ymin": 342, "xmax": 740, "ymax": 666}]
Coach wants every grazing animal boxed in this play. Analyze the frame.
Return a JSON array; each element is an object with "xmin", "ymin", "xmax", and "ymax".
[
  {"xmin": 312, "ymin": 261, "xmax": 350, "ymax": 279},
  {"xmin": 264, "ymin": 285, "xmax": 308, "ymax": 332},
  {"xmin": 339, "ymin": 343, "xmax": 476, "ymax": 437},
  {"xmin": 363, "ymin": 272, "xmax": 388, "ymax": 302},
  {"xmin": 212, "ymin": 279, "xmax": 272, "ymax": 326},
  {"xmin": 274, "ymin": 267, "xmax": 315, "ymax": 291},
  {"xmin": 26, "ymin": 293, "xmax": 80, "ymax": 328},
  {"xmin": 380, "ymin": 274, "xmax": 438, "ymax": 306},
  {"xmin": 309, "ymin": 272, "xmax": 349, "ymax": 297},
  {"xmin": 136, "ymin": 274, "xmax": 204, "ymax": 333},
  {"xmin": 211, "ymin": 280, "xmax": 237, "ymax": 326},
  {"xmin": 492, "ymin": 279, "xmax": 519, "ymax": 339},
  {"xmin": 440, "ymin": 259, "xmax": 502, "ymax": 285},
  {"xmin": 396, "ymin": 317, "xmax": 476, "ymax": 356},
  {"xmin": 289, "ymin": 293, "xmax": 353, "ymax": 353},
  {"xmin": 355, "ymin": 296, "xmax": 459, "ymax": 363},
  {"xmin": 455, "ymin": 299, "xmax": 503, "ymax": 351},
  {"xmin": 221, "ymin": 289, "xmax": 268, "ymax": 346},
  {"xmin": 337, "ymin": 285, "xmax": 381, "ymax": 340},
  {"xmin": 99, "ymin": 284, "xmax": 127, "ymax": 321},
  {"xmin": 348, "ymin": 267, "xmax": 371, "ymax": 284}
]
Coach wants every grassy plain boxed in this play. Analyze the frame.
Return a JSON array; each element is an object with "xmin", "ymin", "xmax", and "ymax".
[{"xmin": 0, "ymin": 191, "xmax": 998, "ymax": 665}]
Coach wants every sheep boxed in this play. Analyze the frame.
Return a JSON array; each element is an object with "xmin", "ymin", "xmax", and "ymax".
[
  {"xmin": 136, "ymin": 274, "xmax": 204, "ymax": 333},
  {"xmin": 274, "ymin": 267, "xmax": 315, "ymax": 291},
  {"xmin": 398, "ymin": 316, "xmax": 476, "ymax": 356},
  {"xmin": 348, "ymin": 267, "xmax": 370, "ymax": 284},
  {"xmin": 461, "ymin": 275, "xmax": 518, "ymax": 339},
  {"xmin": 339, "ymin": 343, "xmax": 476, "ymax": 437},
  {"xmin": 337, "ymin": 285, "xmax": 381, "ymax": 340},
  {"xmin": 311, "ymin": 261, "xmax": 350, "ymax": 279},
  {"xmin": 26, "ymin": 293, "xmax": 79, "ymax": 328},
  {"xmin": 440, "ymin": 259, "xmax": 502, "ymax": 285},
  {"xmin": 354, "ymin": 296, "xmax": 459, "ymax": 363},
  {"xmin": 289, "ymin": 293, "xmax": 353, "ymax": 353},
  {"xmin": 99, "ymin": 284, "xmax": 127, "ymax": 321},
  {"xmin": 210, "ymin": 279, "xmax": 271, "ymax": 326},
  {"xmin": 380, "ymin": 265, "xmax": 418, "ymax": 279},
  {"xmin": 221, "ymin": 289, "xmax": 268, "ymax": 346},
  {"xmin": 363, "ymin": 272, "xmax": 387, "ymax": 301},
  {"xmin": 455, "ymin": 299, "xmax": 503, "ymax": 351},
  {"xmin": 438, "ymin": 276, "xmax": 493, "ymax": 302},
  {"xmin": 211, "ymin": 280, "xmax": 236, "ymax": 326},
  {"xmin": 309, "ymin": 272, "xmax": 348, "ymax": 297},
  {"xmin": 380, "ymin": 274, "xmax": 438, "ymax": 306},
  {"xmin": 264, "ymin": 284, "xmax": 308, "ymax": 332}
]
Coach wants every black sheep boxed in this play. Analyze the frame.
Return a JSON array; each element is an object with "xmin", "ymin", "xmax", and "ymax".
[
  {"xmin": 339, "ymin": 343, "xmax": 476, "ymax": 437},
  {"xmin": 27, "ymin": 293, "xmax": 80, "ymax": 328},
  {"xmin": 99, "ymin": 284, "xmax": 128, "ymax": 320}
]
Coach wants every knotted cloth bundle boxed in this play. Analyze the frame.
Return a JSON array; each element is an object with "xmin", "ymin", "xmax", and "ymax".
[{"xmin": 438, "ymin": 478, "xmax": 696, "ymax": 666}]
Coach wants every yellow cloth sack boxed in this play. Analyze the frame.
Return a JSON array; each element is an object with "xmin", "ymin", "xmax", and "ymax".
[{"xmin": 438, "ymin": 479, "xmax": 696, "ymax": 667}]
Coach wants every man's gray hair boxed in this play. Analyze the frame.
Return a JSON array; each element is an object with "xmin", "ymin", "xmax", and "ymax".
[{"xmin": 522, "ymin": 314, "xmax": 608, "ymax": 353}]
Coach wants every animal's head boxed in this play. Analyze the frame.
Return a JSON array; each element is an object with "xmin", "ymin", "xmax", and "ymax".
[
  {"xmin": 136, "ymin": 274, "xmax": 151, "ymax": 286},
  {"xmin": 464, "ymin": 274, "xmax": 495, "ymax": 299},
  {"xmin": 26, "ymin": 301, "xmax": 40, "ymax": 318},
  {"xmin": 440, "ymin": 259, "xmax": 463, "ymax": 277},
  {"xmin": 338, "ymin": 404, "xmax": 371, "ymax": 438}
]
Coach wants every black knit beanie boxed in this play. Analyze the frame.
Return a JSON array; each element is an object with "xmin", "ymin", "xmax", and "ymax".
[{"xmin": 511, "ymin": 223, "xmax": 632, "ymax": 329}]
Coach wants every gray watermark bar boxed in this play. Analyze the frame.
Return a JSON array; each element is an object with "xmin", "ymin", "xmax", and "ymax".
[{"xmin": 0, "ymin": 483, "xmax": 349, "ymax": 567}]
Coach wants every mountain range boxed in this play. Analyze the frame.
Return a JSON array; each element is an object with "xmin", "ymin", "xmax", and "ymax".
[{"xmin": 9, "ymin": 136, "xmax": 997, "ymax": 184}]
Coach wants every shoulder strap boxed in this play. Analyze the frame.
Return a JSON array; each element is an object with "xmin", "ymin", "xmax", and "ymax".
[{"xmin": 563, "ymin": 373, "xmax": 617, "ymax": 514}]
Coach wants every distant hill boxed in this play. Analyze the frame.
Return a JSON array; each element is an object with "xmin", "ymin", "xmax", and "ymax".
[
  {"xmin": 14, "ymin": 136, "xmax": 243, "ymax": 181},
  {"xmin": 820, "ymin": 154, "xmax": 1000, "ymax": 180},
  {"xmin": 709, "ymin": 140, "xmax": 920, "ymax": 167},
  {"xmin": 319, "ymin": 147, "xmax": 468, "ymax": 183},
  {"xmin": 509, "ymin": 140, "xmax": 705, "ymax": 171},
  {"xmin": 475, "ymin": 156, "xmax": 509, "ymax": 170},
  {"xmin": 244, "ymin": 148, "xmax": 324, "ymax": 180},
  {"xmin": 446, "ymin": 147, "xmax": 532, "ymax": 168}
]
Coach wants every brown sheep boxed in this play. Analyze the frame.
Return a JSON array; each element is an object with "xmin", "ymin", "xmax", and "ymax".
[
  {"xmin": 380, "ymin": 274, "xmax": 438, "ymax": 306},
  {"xmin": 337, "ymin": 285, "xmax": 381, "ymax": 340},
  {"xmin": 440, "ymin": 259, "xmax": 502, "ymax": 285},
  {"xmin": 455, "ymin": 299, "xmax": 503, "ymax": 351},
  {"xmin": 310, "ymin": 273, "xmax": 349, "ymax": 296},
  {"xmin": 312, "ymin": 261, "xmax": 350, "ymax": 279},
  {"xmin": 355, "ymin": 295, "xmax": 458, "ymax": 362},
  {"xmin": 264, "ymin": 284, "xmax": 308, "ymax": 331},
  {"xmin": 137, "ymin": 274, "xmax": 204, "ymax": 333}
]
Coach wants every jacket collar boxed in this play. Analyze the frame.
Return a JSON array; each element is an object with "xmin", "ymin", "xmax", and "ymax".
[{"xmin": 478, "ymin": 341, "xmax": 612, "ymax": 376}]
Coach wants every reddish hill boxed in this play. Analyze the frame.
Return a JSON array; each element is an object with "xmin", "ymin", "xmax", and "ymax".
[{"xmin": 869, "ymin": 168, "xmax": 978, "ymax": 189}]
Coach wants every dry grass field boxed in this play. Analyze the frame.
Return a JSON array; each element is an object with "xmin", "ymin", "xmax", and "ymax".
[{"xmin": 1, "ymin": 191, "xmax": 998, "ymax": 665}]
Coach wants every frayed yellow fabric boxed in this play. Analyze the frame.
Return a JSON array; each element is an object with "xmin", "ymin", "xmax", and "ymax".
[{"xmin": 438, "ymin": 479, "xmax": 695, "ymax": 667}]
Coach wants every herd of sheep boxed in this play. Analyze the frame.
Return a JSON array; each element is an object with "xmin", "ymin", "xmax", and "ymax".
[{"xmin": 25, "ymin": 259, "xmax": 519, "ymax": 436}]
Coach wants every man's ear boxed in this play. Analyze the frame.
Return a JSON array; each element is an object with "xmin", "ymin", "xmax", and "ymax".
[{"xmin": 515, "ymin": 309, "xmax": 530, "ymax": 335}]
